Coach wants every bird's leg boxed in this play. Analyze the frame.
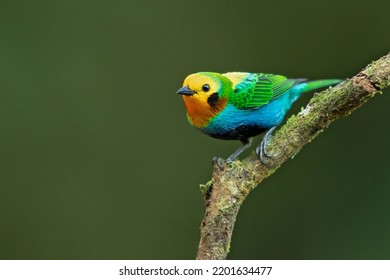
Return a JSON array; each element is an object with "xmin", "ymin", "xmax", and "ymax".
[
  {"xmin": 212, "ymin": 138, "xmax": 253, "ymax": 167},
  {"xmin": 226, "ymin": 138, "xmax": 253, "ymax": 163},
  {"xmin": 256, "ymin": 126, "xmax": 277, "ymax": 165}
]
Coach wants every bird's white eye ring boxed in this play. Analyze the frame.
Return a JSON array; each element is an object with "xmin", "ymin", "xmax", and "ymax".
[{"xmin": 202, "ymin": 84, "xmax": 210, "ymax": 92}]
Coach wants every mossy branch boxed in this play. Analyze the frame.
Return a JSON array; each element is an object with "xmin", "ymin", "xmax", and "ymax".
[{"xmin": 196, "ymin": 52, "xmax": 390, "ymax": 260}]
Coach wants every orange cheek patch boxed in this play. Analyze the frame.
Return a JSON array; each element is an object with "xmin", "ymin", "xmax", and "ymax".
[{"xmin": 183, "ymin": 96, "xmax": 227, "ymax": 128}]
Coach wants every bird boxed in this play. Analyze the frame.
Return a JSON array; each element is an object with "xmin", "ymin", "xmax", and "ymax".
[{"xmin": 177, "ymin": 72, "xmax": 341, "ymax": 165}]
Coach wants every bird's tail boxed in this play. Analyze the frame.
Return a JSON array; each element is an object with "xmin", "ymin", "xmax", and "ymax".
[
  {"xmin": 289, "ymin": 79, "xmax": 342, "ymax": 104},
  {"xmin": 302, "ymin": 79, "xmax": 342, "ymax": 93}
]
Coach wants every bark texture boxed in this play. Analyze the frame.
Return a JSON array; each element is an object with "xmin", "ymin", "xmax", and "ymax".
[{"xmin": 196, "ymin": 52, "xmax": 390, "ymax": 260}]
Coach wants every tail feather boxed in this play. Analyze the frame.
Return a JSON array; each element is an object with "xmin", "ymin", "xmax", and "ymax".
[
  {"xmin": 303, "ymin": 79, "xmax": 342, "ymax": 93},
  {"xmin": 289, "ymin": 79, "xmax": 342, "ymax": 104}
]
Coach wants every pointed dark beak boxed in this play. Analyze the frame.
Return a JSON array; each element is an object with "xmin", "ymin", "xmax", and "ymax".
[{"xmin": 177, "ymin": 86, "xmax": 195, "ymax": 96}]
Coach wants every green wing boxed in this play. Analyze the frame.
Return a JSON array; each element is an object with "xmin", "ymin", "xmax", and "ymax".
[{"xmin": 230, "ymin": 73, "xmax": 300, "ymax": 110}]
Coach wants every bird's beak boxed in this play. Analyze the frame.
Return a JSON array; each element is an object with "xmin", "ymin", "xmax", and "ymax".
[{"xmin": 177, "ymin": 86, "xmax": 195, "ymax": 96}]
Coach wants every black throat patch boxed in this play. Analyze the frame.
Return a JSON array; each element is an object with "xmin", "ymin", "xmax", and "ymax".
[{"xmin": 207, "ymin": 92, "xmax": 219, "ymax": 106}]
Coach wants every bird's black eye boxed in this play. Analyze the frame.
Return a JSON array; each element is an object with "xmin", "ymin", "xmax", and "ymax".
[{"xmin": 202, "ymin": 84, "xmax": 210, "ymax": 92}]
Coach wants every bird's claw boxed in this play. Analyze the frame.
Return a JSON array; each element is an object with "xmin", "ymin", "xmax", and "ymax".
[
  {"xmin": 212, "ymin": 157, "xmax": 225, "ymax": 168},
  {"xmin": 256, "ymin": 143, "xmax": 275, "ymax": 166},
  {"xmin": 256, "ymin": 126, "xmax": 278, "ymax": 166}
]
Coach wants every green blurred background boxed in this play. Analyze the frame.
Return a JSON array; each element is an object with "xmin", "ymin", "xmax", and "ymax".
[{"xmin": 0, "ymin": 0, "xmax": 389, "ymax": 259}]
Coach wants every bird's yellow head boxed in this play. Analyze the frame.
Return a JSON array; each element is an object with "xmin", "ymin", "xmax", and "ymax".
[{"xmin": 177, "ymin": 72, "xmax": 232, "ymax": 128}]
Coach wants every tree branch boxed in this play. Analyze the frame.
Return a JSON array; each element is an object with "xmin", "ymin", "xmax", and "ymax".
[{"xmin": 196, "ymin": 52, "xmax": 390, "ymax": 260}]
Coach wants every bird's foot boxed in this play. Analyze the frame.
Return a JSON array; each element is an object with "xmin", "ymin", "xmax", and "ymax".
[
  {"xmin": 212, "ymin": 137, "xmax": 253, "ymax": 168},
  {"xmin": 212, "ymin": 156, "xmax": 237, "ymax": 168},
  {"xmin": 212, "ymin": 157, "xmax": 225, "ymax": 168},
  {"xmin": 256, "ymin": 126, "xmax": 277, "ymax": 166}
]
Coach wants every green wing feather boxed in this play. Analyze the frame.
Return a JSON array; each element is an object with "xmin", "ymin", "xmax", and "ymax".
[{"xmin": 230, "ymin": 73, "xmax": 300, "ymax": 110}]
